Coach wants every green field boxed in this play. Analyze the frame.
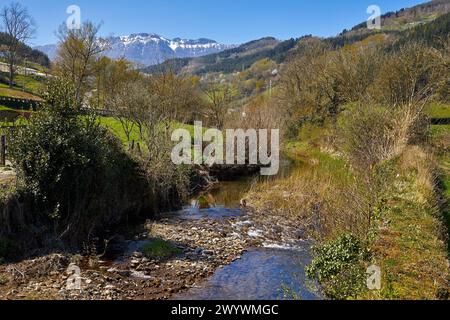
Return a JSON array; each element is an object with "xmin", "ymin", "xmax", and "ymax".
[
  {"xmin": 14, "ymin": 75, "xmax": 45, "ymax": 94},
  {"xmin": 425, "ymin": 102, "xmax": 450, "ymax": 119},
  {"xmin": 98, "ymin": 117, "xmax": 197, "ymax": 145}
]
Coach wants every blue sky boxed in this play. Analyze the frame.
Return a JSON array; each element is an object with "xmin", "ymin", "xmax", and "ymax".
[{"xmin": 9, "ymin": 0, "xmax": 425, "ymax": 46}]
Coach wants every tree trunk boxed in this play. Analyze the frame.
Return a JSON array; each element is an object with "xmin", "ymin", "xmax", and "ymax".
[{"xmin": 8, "ymin": 61, "xmax": 14, "ymax": 88}]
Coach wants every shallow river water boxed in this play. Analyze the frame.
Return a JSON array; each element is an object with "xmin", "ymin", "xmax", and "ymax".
[{"xmin": 172, "ymin": 159, "xmax": 321, "ymax": 300}]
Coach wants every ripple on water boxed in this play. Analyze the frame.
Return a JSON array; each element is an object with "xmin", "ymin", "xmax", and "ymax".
[
  {"xmin": 174, "ymin": 247, "xmax": 321, "ymax": 301},
  {"xmin": 168, "ymin": 205, "xmax": 244, "ymax": 220}
]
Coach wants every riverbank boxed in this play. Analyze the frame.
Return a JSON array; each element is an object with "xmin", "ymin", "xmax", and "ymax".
[
  {"xmin": 0, "ymin": 214, "xmax": 247, "ymax": 300},
  {"xmin": 245, "ymin": 140, "xmax": 449, "ymax": 300},
  {"xmin": 0, "ymin": 172, "xmax": 313, "ymax": 300}
]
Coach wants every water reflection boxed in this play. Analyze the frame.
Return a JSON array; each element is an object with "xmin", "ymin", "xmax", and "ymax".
[
  {"xmin": 170, "ymin": 156, "xmax": 300, "ymax": 220},
  {"xmin": 175, "ymin": 247, "xmax": 321, "ymax": 300},
  {"xmin": 171, "ymin": 156, "xmax": 321, "ymax": 300}
]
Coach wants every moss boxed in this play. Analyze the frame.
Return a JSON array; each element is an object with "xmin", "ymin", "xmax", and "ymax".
[{"xmin": 141, "ymin": 239, "xmax": 182, "ymax": 260}]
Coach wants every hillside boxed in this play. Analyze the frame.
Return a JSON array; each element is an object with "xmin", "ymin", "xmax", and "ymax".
[
  {"xmin": 0, "ymin": 32, "xmax": 50, "ymax": 68},
  {"xmin": 146, "ymin": 0, "xmax": 450, "ymax": 77},
  {"xmin": 143, "ymin": 37, "xmax": 299, "ymax": 75},
  {"xmin": 352, "ymin": 0, "xmax": 450, "ymax": 32},
  {"xmin": 328, "ymin": 0, "xmax": 450, "ymax": 48}
]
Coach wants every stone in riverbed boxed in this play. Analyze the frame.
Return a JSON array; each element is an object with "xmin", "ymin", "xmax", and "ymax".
[
  {"xmin": 203, "ymin": 250, "xmax": 215, "ymax": 256},
  {"xmin": 131, "ymin": 259, "xmax": 141, "ymax": 267},
  {"xmin": 107, "ymin": 268, "xmax": 131, "ymax": 277}
]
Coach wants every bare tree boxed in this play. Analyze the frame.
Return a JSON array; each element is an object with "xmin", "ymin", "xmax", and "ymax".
[
  {"xmin": 0, "ymin": 2, "xmax": 36, "ymax": 88},
  {"xmin": 55, "ymin": 21, "xmax": 105, "ymax": 106},
  {"xmin": 202, "ymin": 82, "xmax": 235, "ymax": 130},
  {"xmin": 107, "ymin": 78, "xmax": 150, "ymax": 145}
]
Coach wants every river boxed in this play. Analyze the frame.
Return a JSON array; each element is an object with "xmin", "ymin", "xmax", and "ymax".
[{"xmin": 172, "ymin": 158, "xmax": 321, "ymax": 300}]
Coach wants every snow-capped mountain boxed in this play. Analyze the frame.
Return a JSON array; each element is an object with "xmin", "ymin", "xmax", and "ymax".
[{"xmin": 35, "ymin": 33, "xmax": 235, "ymax": 66}]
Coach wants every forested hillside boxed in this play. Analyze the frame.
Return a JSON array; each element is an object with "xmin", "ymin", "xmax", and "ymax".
[
  {"xmin": 0, "ymin": 32, "xmax": 50, "ymax": 67},
  {"xmin": 146, "ymin": 0, "xmax": 450, "ymax": 78},
  {"xmin": 143, "ymin": 37, "xmax": 298, "ymax": 75}
]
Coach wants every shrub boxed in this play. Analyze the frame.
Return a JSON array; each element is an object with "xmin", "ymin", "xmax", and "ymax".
[
  {"xmin": 306, "ymin": 234, "xmax": 370, "ymax": 300},
  {"xmin": 3, "ymin": 80, "xmax": 150, "ymax": 249},
  {"xmin": 370, "ymin": 43, "xmax": 442, "ymax": 107},
  {"xmin": 337, "ymin": 103, "xmax": 427, "ymax": 173}
]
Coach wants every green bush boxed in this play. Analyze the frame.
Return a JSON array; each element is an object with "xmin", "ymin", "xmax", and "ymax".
[
  {"xmin": 4, "ymin": 79, "xmax": 150, "ymax": 248},
  {"xmin": 306, "ymin": 234, "xmax": 370, "ymax": 300}
]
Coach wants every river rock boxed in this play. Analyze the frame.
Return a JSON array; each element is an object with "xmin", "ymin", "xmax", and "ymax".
[
  {"xmin": 107, "ymin": 268, "xmax": 131, "ymax": 277},
  {"xmin": 203, "ymin": 250, "xmax": 215, "ymax": 256}
]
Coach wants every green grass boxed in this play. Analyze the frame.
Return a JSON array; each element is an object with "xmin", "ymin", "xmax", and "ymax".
[
  {"xmin": 0, "ymin": 105, "xmax": 34, "ymax": 113},
  {"xmin": 0, "ymin": 105, "xmax": 13, "ymax": 111},
  {"xmin": 440, "ymin": 154, "xmax": 450, "ymax": 198},
  {"xmin": 98, "ymin": 117, "xmax": 143, "ymax": 145},
  {"xmin": 0, "ymin": 86, "xmax": 42, "ymax": 100},
  {"xmin": 0, "ymin": 107, "xmax": 31, "ymax": 129},
  {"xmin": 425, "ymin": 103, "xmax": 450, "ymax": 119},
  {"xmin": 285, "ymin": 137, "xmax": 349, "ymax": 184},
  {"xmin": 98, "ymin": 117, "xmax": 197, "ymax": 144},
  {"xmin": 430, "ymin": 124, "xmax": 450, "ymax": 138},
  {"xmin": 14, "ymin": 75, "xmax": 44, "ymax": 94},
  {"xmin": 367, "ymin": 167, "xmax": 448, "ymax": 300},
  {"xmin": 141, "ymin": 239, "xmax": 182, "ymax": 260}
]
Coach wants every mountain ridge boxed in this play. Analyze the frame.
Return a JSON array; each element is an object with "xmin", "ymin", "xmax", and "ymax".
[{"xmin": 34, "ymin": 33, "xmax": 236, "ymax": 66}]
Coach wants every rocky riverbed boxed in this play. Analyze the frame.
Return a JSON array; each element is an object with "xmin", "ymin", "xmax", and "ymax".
[
  {"xmin": 0, "ymin": 158, "xmax": 316, "ymax": 301},
  {"xmin": 0, "ymin": 199, "xmax": 312, "ymax": 300}
]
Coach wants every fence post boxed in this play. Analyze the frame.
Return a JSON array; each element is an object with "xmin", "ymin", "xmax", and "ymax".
[{"xmin": 0, "ymin": 135, "xmax": 5, "ymax": 166}]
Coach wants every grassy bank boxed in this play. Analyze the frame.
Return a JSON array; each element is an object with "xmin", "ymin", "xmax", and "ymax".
[
  {"xmin": 364, "ymin": 147, "xmax": 448, "ymax": 299},
  {"xmin": 246, "ymin": 133, "xmax": 449, "ymax": 299}
]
